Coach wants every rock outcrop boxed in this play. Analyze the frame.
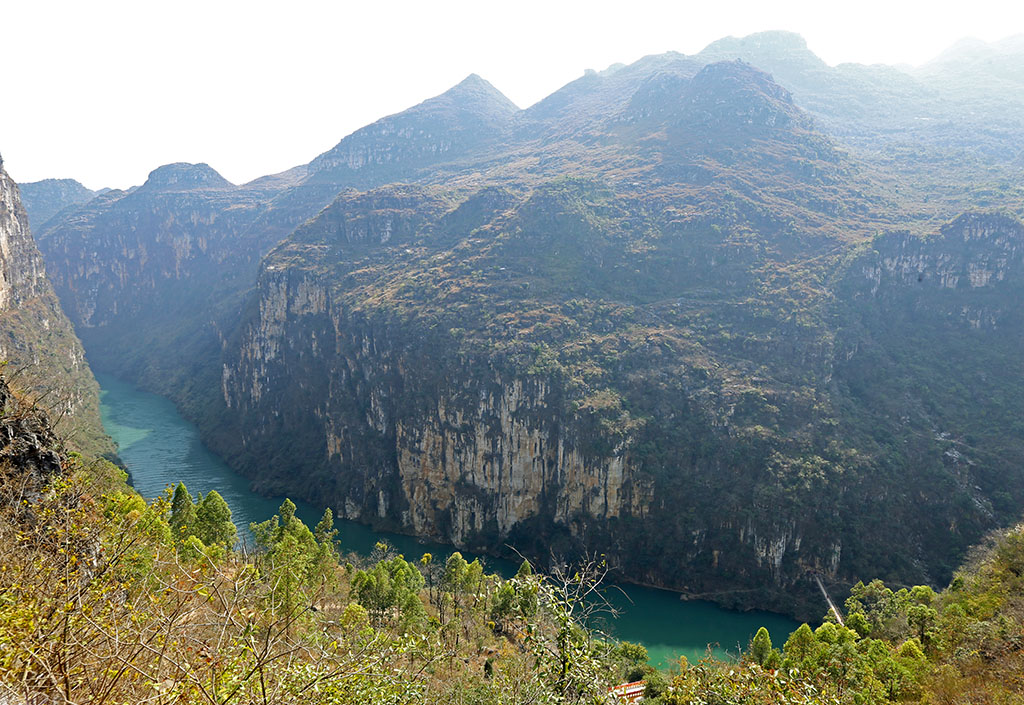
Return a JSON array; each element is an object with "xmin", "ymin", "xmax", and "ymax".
[
  {"xmin": 34, "ymin": 162, "xmax": 308, "ymax": 407},
  {"xmin": 0, "ymin": 375, "xmax": 64, "ymax": 489}
]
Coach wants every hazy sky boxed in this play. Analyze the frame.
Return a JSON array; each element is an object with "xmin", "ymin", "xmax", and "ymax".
[{"xmin": 3, "ymin": 0, "xmax": 1022, "ymax": 190}]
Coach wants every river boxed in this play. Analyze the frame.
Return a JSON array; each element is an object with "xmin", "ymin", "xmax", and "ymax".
[{"xmin": 97, "ymin": 373, "xmax": 799, "ymax": 668}]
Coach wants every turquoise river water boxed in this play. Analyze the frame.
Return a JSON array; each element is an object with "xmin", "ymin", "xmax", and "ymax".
[{"xmin": 97, "ymin": 373, "xmax": 799, "ymax": 668}]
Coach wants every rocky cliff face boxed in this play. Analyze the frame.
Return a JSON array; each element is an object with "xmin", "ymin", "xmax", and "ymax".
[
  {"xmin": 853, "ymin": 212, "xmax": 1024, "ymax": 313},
  {"xmin": 827, "ymin": 212, "xmax": 1024, "ymax": 579},
  {"xmin": 202, "ymin": 165, "xmax": 853, "ymax": 620},
  {"xmin": 0, "ymin": 374, "xmax": 65, "ymax": 489},
  {"xmin": 41, "ymin": 163, "xmax": 271, "ymax": 331},
  {"xmin": 0, "ymin": 163, "xmax": 49, "ymax": 308},
  {"xmin": 222, "ymin": 271, "xmax": 653, "ymax": 546},
  {"xmin": 219, "ymin": 270, "xmax": 840, "ymax": 617},
  {"xmin": 0, "ymin": 156, "xmax": 110, "ymax": 457}
]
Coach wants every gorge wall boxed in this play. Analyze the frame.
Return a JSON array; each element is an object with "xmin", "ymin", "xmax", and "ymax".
[
  {"xmin": 0, "ymin": 155, "xmax": 109, "ymax": 457},
  {"xmin": 214, "ymin": 179, "xmax": 1024, "ymax": 618}
]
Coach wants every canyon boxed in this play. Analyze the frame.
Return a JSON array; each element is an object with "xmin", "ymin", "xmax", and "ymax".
[{"xmin": 20, "ymin": 32, "xmax": 1024, "ymax": 618}]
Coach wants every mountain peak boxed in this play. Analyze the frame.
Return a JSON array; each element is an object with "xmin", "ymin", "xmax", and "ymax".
[
  {"xmin": 698, "ymin": 31, "xmax": 826, "ymax": 72},
  {"xmin": 17, "ymin": 178, "xmax": 97, "ymax": 229},
  {"xmin": 455, "ymin": 72, "xmax": 489, "ymax": 88},
  {"xmin": 690, "ymin": 59, "xmax": 794, "ymax": 98},
  {"xmin": 702, "ymin": 30, "xmax": 809, "ymax": 54},
  {"xmin": 306, "ymin": 74, "xmax": 518, "ymax": 184},
  {"xmin": 139, "ymin": 163, "xmax": 233, "ymax": 192},
  {"xmin": 436, "ymin": 73, "xmax": 520, "ymax": 115},
  {"xmin": 682, "ymin": 60, "xmax": 805, "ymax": 130}
]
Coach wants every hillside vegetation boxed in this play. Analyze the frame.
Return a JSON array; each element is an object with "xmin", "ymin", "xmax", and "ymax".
[{"xmin": 2, "ymin": 373, "xmax": 1023, "ymax": 703}]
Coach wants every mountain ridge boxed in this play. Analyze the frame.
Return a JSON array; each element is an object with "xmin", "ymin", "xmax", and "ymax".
[
  {"xmin": 18, "ymin": 177, "xmax": 97, "ymax": 233},
  {"xmin": 138, "ymin": 162, "xmax": 234, "ymax": 192},
  {"xmin": 305, "ymin": 72, "xmax": 520, "ymax": 186}
]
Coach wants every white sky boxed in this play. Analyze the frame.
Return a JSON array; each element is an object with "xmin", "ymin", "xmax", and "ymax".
[{"xmin": 2, "ymin": 0, "xmax": 1022, "ymax": 190}]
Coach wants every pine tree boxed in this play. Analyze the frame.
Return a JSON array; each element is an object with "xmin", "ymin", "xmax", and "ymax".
[
  {"xmin": 783, "ymin": 623, "xmax": 817, "ymax": 667},
  {"xmin": 353, "ymin": 555, "xmax": 425, "ymax": 628},
  {"xmin": 279, "ymin": 498, "xmax": 297, "ymax": 530},
  {"xmin": 314, "ymin": 507, "xmax": 337, "ymax": 548},
  {"xmin": 252, "ymin": 499, "xmax": 336, "ymax": 616},
  {"xmin": 750, "ymin": 626, "xmax": 773, "ymax": 667},
  {"xmin": 194, "ymin": 490, "xmax": 237, "ymax": 547},
  {"xmin": 168, "ymin": 483, "xmax": 196, "ymax": 541},
  {"xmin": 313, "ymin": 508, "xmax": 340, "ymax": 587}
]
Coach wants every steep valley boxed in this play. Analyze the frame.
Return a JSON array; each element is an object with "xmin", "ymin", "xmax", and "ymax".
[
  {"xmin": 29, "ymin": 33, "xmax": 1024, "ymax": 619},
  {"xmin": 97, "ymin": 371, "xmax": 800, "ymax": 667}
]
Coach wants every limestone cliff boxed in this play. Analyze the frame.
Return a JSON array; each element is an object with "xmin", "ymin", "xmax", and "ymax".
[
  {"xmin": 0, "ymin": 155, "xmax": 110, "ymax": 457},
  {"xmin": 222, "ymin": 272, "xmax": 653, "ymax": 544},
  {"xmin": 829, "ymin": 212, "xmax": 1024, "ymax": 584},
  {"xmin": 219, "ymin": 260, "xmax": 842, "ymax": 619},
  {"xmin": 851, "ymin": 212, "xmax": 1024, "ymax": 314},
  {"xmin": 33, "ymin": 163, "xmax": 311, "ymax": 413}
]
